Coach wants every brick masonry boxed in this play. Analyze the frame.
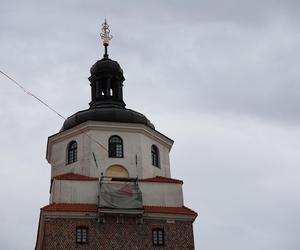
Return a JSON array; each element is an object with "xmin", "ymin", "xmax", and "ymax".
[{"xmin": 40, "ymin": 215, "xmax": 195, "ymax": 250}]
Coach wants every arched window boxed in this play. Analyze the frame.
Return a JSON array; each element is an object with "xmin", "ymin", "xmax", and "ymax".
[
  {"xmin": 151, "ymin": 145, "xmax": 159, "ymax": 167},
  {"xmin": 67, "ymin": 141, "xmax": 77, "ymax": 164},
  {"xmin": 109, "ymin": 135, "xmax": 123, "ymax": 158}
]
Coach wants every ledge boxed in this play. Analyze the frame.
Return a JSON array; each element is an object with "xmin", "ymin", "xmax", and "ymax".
[
  {"xmin": 41, "ymin": 203, "xmax": 196, "ymax": 216},
  {"xmin": 41, "ymin": 203, "xmax": 98, "ymax": 213},
  {"xmin": 54, "ymin": 173, "xmax": 99, "ymax": 181},
  {"xmin": 140, "ymin": 176, "xmax": 183, "ymax": 184}
]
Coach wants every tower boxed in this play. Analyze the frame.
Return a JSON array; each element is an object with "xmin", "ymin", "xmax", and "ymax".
[{"xmin": 35, "ymin": 20, "xmax": 197, "ymax": 250}]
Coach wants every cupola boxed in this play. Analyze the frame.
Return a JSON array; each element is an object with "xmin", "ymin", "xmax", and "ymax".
[
  {"xmin": 60, "ymin": 19, "xmax": 155, "ymax": 132},
  {"xmin": 89, "ymin": 20, "xmax": 125, "ymax": 108}
]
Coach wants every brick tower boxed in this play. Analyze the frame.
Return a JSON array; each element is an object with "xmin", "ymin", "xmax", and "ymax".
[{"xmin": 35, "ymin": 20, "xmax": 197, "ymax": 250}]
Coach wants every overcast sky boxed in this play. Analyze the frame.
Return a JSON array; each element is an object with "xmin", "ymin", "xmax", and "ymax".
[{"xmin": 1, "ymin": 1, "xmax": 300, "ymax": 249}]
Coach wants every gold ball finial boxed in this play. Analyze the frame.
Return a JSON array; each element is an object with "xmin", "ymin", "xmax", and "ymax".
[{"xmin": 100, "ymin": 18, "xmax": 112, "ymax": 46}]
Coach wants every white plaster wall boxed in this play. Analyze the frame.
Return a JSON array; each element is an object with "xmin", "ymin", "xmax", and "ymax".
[
  {"xmin": 139, "ymin": 182, "xmax": 184, "ymax": 207},
  {"xmin": 51, "ymin": 180, "xmax": 99, "ymax": 204},
  {"xmin": 139, "ymin": 135, "xmax": 171, "ymax": 178},
  {"xmin": 50, "ymin": 179, "xmax": 183, "ymax": 208},
  {"xmin": 50, "ymin": 132, "xmax": 95, "ymax": 178},
  {"xmin": 88, "ymin": 129, "xmax": 141, "ymax": 178},
  {"xmin": 48, "ymin": 122, "xmax": 173, "ymax": 180}
]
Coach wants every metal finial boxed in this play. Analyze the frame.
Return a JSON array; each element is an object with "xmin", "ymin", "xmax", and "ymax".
[{"xmin": 100, "ymin": 18, "xmax": 112, "ymax": 58}]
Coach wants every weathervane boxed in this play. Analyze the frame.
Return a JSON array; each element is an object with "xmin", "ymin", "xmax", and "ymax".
[{"xmin": 100, "ymin": 18, "xmax": 112, "ymax": 58}]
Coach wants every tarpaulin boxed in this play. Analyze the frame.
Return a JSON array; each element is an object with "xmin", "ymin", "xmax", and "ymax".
[{"xmin": 99, "ymin": 182, "xmax": 143, "ymax": 209}]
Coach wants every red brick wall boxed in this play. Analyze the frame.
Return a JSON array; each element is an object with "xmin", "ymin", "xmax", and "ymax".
[{"xmin": 41, "ymin": 215, "xmax": 195, "ymax": 250}]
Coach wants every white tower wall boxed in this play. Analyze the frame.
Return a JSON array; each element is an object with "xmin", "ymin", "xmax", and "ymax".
[{"xmin": 47, "ymin": 121, "xmax": 173, "ymax": 180}]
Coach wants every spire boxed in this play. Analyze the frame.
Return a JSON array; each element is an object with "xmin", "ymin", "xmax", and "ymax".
[
  {"xmin": 89, "ymin": 19, "xmax": 125, "ymax": 109},
  {"xmin": 100, "ymin": 18, "xmax": 112, "ymax": 59}
]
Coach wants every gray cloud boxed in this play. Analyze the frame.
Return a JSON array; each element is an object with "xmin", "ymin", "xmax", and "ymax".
[{"xmin": 1, "ymin": 1, "xmax": 300, "ymax": 249}]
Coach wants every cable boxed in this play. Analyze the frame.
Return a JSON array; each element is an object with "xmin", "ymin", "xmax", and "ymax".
[
  {"xmin": 0, "ymin": 70, "xmax": 66, "ymax": 120},
  {"xmin": 0, "ymin": 69, "xmax": 108, "ymax": 152}
]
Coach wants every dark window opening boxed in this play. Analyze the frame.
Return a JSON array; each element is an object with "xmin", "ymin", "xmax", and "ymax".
[
  {"xmin": 109, "ymin": 135, "xmax": 123, "ymax": 158},
  {"xmin": 151, "ymin": 145, "xmax": 159, "ymax": 167},
  {"xmin": 100, "ymin": 81, "xmax": 107, "ymax": 97},
  {"xmin": 76, "ymin": 227, "xmax": 88, "ymax": 244},
  {"xmin": 111, "ymin": 78, "xmax": 119, "ymax": 98},
  {"xmin": 67, "ymin": 141, "xmax": 77, "ymax": 164},
  {"xmin": 152, "ymin": 228, "xmax": 164, "ymax": 246}
]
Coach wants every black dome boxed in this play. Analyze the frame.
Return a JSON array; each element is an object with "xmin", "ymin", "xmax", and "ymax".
[
  {"xmin": 60, "ymin": 107, "xmax": 155, "ymax": 132},
  {"xmin": 90, "ymin": 58, "xmax": 123, "ymax": 76}
]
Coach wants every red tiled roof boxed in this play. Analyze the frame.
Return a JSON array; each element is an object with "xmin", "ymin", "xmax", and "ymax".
[
  {"xmin": 41, "ymin": 203, "xmax": 97, "ymax": 213},
  {"xmin": 41, "ymin": 203, "xmax": 197, "ymax": 216},
  {"xmin": 140, "ymin": 176, "xmax": 183, "ymax": 184},
  {"xmin": 54, "ymin": 173, "xmax": 99, "ymax": 181},
  {"xmin": 143, "ymin": 206, "xmax": 197, "ymax": 216}
]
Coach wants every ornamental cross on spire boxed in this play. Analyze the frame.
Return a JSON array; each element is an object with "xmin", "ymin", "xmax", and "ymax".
[{"xmin": 100, "ymin": 18, "xmax": 112, "ymax": 58}]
